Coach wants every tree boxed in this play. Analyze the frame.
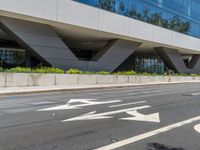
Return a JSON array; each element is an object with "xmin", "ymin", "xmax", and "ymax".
[
  {"xmin": 142, "ymin": 7, "xmax": 150, "ymax": 22},
  {"xmin": 127, "ymin": 5, "xmax": 137, "ymax": 19},
  {"xmin": 119, "ymin": 0, "xmax": 125, "ymax": 14},
  {"xmin": 98, "ymin": 0, "xmax": 116, "ymax": 12},
  {"xmin": 180, "ymin": 21, "xmax": 190, "ymax": 34},
  {"xmin": 150, "ymin": 12, "xmax": 162, "ymax": 26},
  {"xmin": 169, "ymin": 15, "xmax": 181, "ymax": 31}
]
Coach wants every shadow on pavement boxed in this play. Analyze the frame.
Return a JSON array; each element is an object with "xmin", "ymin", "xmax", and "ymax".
[{"xmin": 147, "ymin": 143, "xmax": 186, "ymax": 150}]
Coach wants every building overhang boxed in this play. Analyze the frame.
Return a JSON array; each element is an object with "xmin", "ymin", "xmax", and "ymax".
[{"xmin": 0, "ymin": 0, "xmax": 200, "ymax": 55}]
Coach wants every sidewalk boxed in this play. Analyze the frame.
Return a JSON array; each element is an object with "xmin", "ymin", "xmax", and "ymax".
[{"xmin": 0, "ymin": 80, "xmax": 200, "ymax": 96}]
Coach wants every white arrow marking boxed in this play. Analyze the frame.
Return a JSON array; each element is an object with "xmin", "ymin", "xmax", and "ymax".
[
  {"xmin": 120, "ymin": 110, "xmax": 160, "ymax": 123},
  {"xmin": 194, "ymin": 124, "xmax": 200, "ymax": 133},
  {"xmin": 62, "ymin": 105, "xmax": 151, "ymax": 122},
  {"xmin": 38, "ymin": 99, "xmax": 122, "ymax": 111}
]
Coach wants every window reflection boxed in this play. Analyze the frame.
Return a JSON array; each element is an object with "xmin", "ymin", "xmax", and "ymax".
[
  {"xmin": 0, "ymin": 48, "xmax": 25, "ymax": 68},
  {"xmin": 74, "ymin": 0, "xmax": 200, "ymax": 39},
  {"xmin": 134, "ymin": 56, "xmax": 165, "ymax": 73}
]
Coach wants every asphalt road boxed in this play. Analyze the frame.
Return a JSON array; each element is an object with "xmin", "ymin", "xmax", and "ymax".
[{"xmin": 0, "ymin": 83, "xmax": 200, "ymax": 150}]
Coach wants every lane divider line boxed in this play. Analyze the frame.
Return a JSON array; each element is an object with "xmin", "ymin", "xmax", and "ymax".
[
  {"xmin": 194, "ymin": 124, "xmax": 200, "ymax": 133},
  {"xmin": 95, "ymin": 116, "xmax": 200, "ymax": 150}
]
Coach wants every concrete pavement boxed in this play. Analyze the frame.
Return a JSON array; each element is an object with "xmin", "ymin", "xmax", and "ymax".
[{"xmin": 0, "ymin": 83, "xmax": 200, "ymax": 150}]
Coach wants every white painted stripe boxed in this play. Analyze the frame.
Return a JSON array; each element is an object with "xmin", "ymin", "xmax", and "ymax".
[
  {"xmin": 109, "ymin": 101, "xmax": 146, "ymax": 108},
  {"xmin": 191, "ymin": 93, "xmax": 200, "ymax": 96},
  {"xmin": 95, "ymin": 116, "xmax": 200, "ymax": 150},
  {"xmin": 194, "ymin": 124, "xmax": 200, "ymax": 133},
  {"xmin": 127, "ymin": 93, "xmax": 138, "ymax": 95},
  {"xmin": 30, "ymin": 101, "xmax": 56, "ymax": 105}
]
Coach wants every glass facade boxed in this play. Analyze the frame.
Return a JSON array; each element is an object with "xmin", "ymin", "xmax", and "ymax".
[
  {"xmin": 0, "ymin": 48, "xmax": 25, "ymax": 68},
  {"xmin": 134, "ymin": 56, "xmax": 165, "ymax": 73},
  {"xmin": 74, "ymin": 0, "xmax": 200, "ymax": 39}
]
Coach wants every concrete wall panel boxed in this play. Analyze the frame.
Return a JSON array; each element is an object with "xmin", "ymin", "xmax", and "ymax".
[
  {"xmin": 28, "ymin": 73, "xmax": 55, "ymax": 86},
  {"xmin": 130, "ymin": 19, "xmax": 153, "ymax": 41},
  {"xmin": 0, "ymin": 73, "xmax": 6, "ymax": 87},
  {"xmin": 113, "ymin": 75, "xmax": 129, "ymax": 84},
  {"xmin": 172, "ymin": 32, "xmax": 189, "ymax": 49},
  {"xmin": 152, "ymin": 26, "xmax": 172, "ymax": 45},
  {"xmin": 78, "ymin": 75, "xmax": 97, "ymax": 84},
  {"xmin": 55, "ymin": 74, "xmax": 78, "ymax": 85},
  {"xmin": 96, "ymin": 75, "xmax": 114, "ymax": 84},
  {"xmin": 0, "ymin": 0, "xmax": 57, "ymax": 21},
  {"xmin": 57, "ymin": 0, "xmax": 99, "ymax": 30},
  {"xmin": 99, "ymin": 10, "xmax": 130, "ymax": 36},
  {"xmin": 6, "ymin": 73, "xmax": 29, "ymax": 87}
]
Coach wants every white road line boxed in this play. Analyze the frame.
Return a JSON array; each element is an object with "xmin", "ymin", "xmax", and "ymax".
[
  {"xmin": 95, "ymin": 115, "xmax": 200, "ymax": 150},
  {"xmin": 127, "ymin": 93, "xmax": 138, "ymax": 95},
  {"xmin": 194, "ymin": 124, "xmax": 200, "ymax": 133},
  {"xmin": 30, "ymin": 101, "xmax": 57, "ymax": 105},
  {"xmin": 191, "ymin": 93, "xmax": 200, "ymax": 96},
  {"xmin": 109, "ymin": 101, "xmax": 146, "ymax": 108}
]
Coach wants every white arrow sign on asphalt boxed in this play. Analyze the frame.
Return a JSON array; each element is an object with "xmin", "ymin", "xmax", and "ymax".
[
  {"xmin": 38, "ymin": 99, "xmax": 122, "ymax": 111},
  {"xmin": 120, "ymin": 110, "xmax": 160, "ymax": 123},
  {"xmin": 62, "ymin": 105, "xmax": 151, "ymax": 122},
  {"xmin": 194, "ymin": 124, "xmax": 200, "ymax": 133}
]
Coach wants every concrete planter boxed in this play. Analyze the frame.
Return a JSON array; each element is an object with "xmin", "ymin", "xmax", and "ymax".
[
  {"xmin": 0, "ymin": 73, "xmax": 200, "ymax": 87},
  {"xmin": 0, "ymin": 73, "xmax": 6, "ymax": 87},
  {"xmin": 55, "ymin": 74, "xmax": 78, "ymax": 85},
  {"xmin": 29, "ymin": 73, "xmax": 56, "ymax": 86},
  {"xmin": 6, "ymin": 73, "xmax": 29, "ymax": 87},
  {"xmin": 96, "ymin": 75, "xmax": 114, "ymax": 84},
  {"xmin": 78, "ymin": 75, "xmax": 97, "ymax": 84},
  {"xmin": 113, "ymin": 75, "xmax": 129, "ymax": 84}
]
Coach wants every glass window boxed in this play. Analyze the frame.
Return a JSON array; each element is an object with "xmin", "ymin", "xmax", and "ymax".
[
  {"xmin": 0, "ymin": 48, "xmax": 25, "ymax": 67},
  {"xmin": 74, "ymin": 0, "xmax": 200, "ymax": 39}
]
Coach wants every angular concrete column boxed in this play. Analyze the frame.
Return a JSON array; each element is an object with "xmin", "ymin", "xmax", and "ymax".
[
  {"xmin": 155, "ymin": 47, "xmax": 200, "ymax": 74},
  {"xmin": 0, "ymin": 17, "xmax": 78, "ymax": 70},
  {"xmin": 90, "ymin": 39, "xmax": 141, "ymax": 72}
]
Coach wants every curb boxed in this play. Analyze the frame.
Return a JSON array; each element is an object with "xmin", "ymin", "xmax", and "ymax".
[{"xmin": 0, "ymin": 81, "xmax": 200, "ymax": 96}]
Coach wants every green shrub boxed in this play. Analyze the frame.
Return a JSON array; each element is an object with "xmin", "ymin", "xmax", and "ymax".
[
  {"xmin": 113, "ymin": 70, "xmax": 136, "ymax": 75},
  {"xmin": 96, "ymin": 71, "xmax": 110, "ymax": 75},
  {"xmin": 66, "ymin": 68, "xmax": 83, "ymax": 74},
  {"xmin": 4, "ymin": 67, "xmax": 200, "ymax": 77},
  {"xmin": 7, "ymin": 67, "xmax": 64, "ymax": 74},
  {"xmin": 84, "ymin": 71, "xmax": 94, "ymax": 75},
  {"xmin": 32, "ymin": 67, "xmax": 65, "ymax": 74},
  {"xmin": 151, "ymin": 73, "xmax": 158, "ymax": 76},
  {"xmin": 141, "ymin": 72, "xmax": 152, "ymax": 76},
  {"xmin": 190, "ymin": 74, "xmax": 199, "ymax": 77},
  {"xmin": 71, "ymin": 70, "xmax": 110, "ymax": 75},
  {"xmin": 8, "ymin": 67, "xmax": 31, "ymax": 73},
  {"xmin": 174, "ymin": 73, "xmax": 188, "ymax": 76},
  {"xmin": 0, "ymin": 67, "xmax": 4, "ymax": 72}
]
